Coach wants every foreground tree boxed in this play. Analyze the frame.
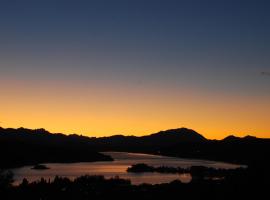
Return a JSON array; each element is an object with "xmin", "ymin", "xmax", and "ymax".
[{"xmin": 0, "ymin": 169, "xmax": 13, "ymax": 190}]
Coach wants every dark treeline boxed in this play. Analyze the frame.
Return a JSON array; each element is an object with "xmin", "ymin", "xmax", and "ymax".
[
  {"xmin": 127, "ymin": 163, "xmax": 246, "ymax": 179},
  {"xmin": 0, "ymin": 169, "xmax": 268, "ymax": 200}
]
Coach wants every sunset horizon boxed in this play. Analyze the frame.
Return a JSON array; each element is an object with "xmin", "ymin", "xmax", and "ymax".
[
  {"xmin": 1, "ymin": 1, "xmax": 269, "ymax": 198},
  {"xmin": 0, "ymin": 125, "xmax": 268, "ymax": 140},
  {"xmin": 1, "ymin": 1, "xmax": 269, "ymax": 140}
]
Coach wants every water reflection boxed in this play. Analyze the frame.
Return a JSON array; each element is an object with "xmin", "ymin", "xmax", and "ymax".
[{"xmin": 12, "ymin": 152, "xmax": 244, "ymax": 185}]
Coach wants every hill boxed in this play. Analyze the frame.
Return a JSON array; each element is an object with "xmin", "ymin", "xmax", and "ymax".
[
  {"xmin": 1, "ymin": 127, "xmax": 270, "ymax": 168},
  {"xmin": 92, "ymin": 128, "xmax": 207, "ymax": 152},
  {"xmin": 0, "ymin": 127, "xmax": 112, "ymax": 168},
  {"xmin": 92, "ymin": 128, "xmax": 270, "ymax": 166}
]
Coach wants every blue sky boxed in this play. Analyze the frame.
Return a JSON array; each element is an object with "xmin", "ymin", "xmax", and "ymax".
[{"xmin": 0, "ymin": 0, "xmax": 269, "ymax": 137}]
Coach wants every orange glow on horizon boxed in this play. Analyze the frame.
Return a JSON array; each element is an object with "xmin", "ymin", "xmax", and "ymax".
[{"xmin": 1, "ymin": 78, "xmax": 270, "ymax": 139}]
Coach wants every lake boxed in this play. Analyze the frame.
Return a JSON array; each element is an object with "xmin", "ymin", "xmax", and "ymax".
[{"xmin": 12, "ymin": 152, "xmax": 244, "ymax": 185}]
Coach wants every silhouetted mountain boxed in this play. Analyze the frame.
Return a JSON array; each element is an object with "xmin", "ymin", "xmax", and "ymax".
[
  {"xmin": 166, "ymin": 134, "xmax": 270, "ymax": 165},
  {"xmin": 1, "ymin": 127, "xmax": 270, "ymax": 169},
  {"xmin": 223, "ymin": 135, "xmax": 258, "ymax": 142},
  {"xmin": 92, "ymin": 128, "xmax": 207, "ymax": 152},
  {"xmin": 147, "ymin": 128, "xmax": 206, "ymax": 140},
  {"xmin": 91, "ymin": 128, "xmax": 269, "ymax": 167},
  {"xmin": 143, "ymin": 128, "xmax": 207, "ymax": 143},
  {"xmin": 223, "ymin": 135, "xmax": 240, "ymax": 141},
  {"xmin": 0, "ymin": 127, "xmax": 112, "ymax": 168}
]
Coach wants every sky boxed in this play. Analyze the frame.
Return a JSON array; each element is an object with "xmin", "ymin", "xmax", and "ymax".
[{"xmin": 0, "ymin": 0, "xmax": 270, "ymax": 139}]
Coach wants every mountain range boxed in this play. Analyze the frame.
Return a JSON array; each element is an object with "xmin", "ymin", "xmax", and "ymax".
[{"xmin": 1, "ymin": 127, "xmax": 269, "ymax": 168}]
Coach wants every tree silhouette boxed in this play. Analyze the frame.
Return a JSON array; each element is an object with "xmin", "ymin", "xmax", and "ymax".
[{"xmin": 0, "ymin": 169, "xmax": 13, "ymax": 189}]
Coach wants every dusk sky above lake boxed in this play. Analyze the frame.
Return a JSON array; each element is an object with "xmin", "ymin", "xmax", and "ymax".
[{"xmin": 1, "ymin": 0, "xmax": 270, "ymax": 138}]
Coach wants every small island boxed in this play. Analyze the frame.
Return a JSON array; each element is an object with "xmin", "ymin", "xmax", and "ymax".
[
  {"xmin": 31, "ymin": 164, "xmax": 50, "ymax": 170},
  {"xmin": 127, "ymin": 163, "xmax": 188, "ymax": 174},
  {"xmin": 127, "ymin": 163, "xmax": 246, "ymax": 180}
]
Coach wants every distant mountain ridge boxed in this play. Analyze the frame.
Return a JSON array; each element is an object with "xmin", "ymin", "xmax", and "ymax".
[
  {"xmin": 223, "ymin": 135, "xmax": 258, "ymax": 141},
  {"xmin": 1, "ymin": 127, "xmax": 269, "ymax": 168},
  {"xmin": 0, "ymin": 126, "xmax": 261, "ymax": 142},
  {"xmin": 0, "ymin": 127, "xmax": 113, "ymax": 168},
  {"xmin": 144, "ymin": 128, "xmax": 207, "ymax": 142}
]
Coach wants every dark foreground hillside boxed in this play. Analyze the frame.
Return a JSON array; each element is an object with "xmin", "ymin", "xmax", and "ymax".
[
  {"xmin": 0, "ymin": 127, "xmax": 112, "ymax": 168},
  {"xmin": 0, "ymin": 168, "xmax": 268, "ymax": 200}
]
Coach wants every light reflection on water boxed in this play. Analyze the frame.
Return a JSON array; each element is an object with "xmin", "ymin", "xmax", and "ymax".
[{"xmin": 12, "ymin": 152, "xmax": 244, "ymax": 185}]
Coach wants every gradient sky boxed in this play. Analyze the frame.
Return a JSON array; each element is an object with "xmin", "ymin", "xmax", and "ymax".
[{"xmin": 1, "ymin": 0, "xmax": 270, "ymax": 139}]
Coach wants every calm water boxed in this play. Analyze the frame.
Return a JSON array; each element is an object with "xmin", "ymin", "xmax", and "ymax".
[{"xmin": 12, "ymin": 152, "xmax": 244, "ymax": 185}]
